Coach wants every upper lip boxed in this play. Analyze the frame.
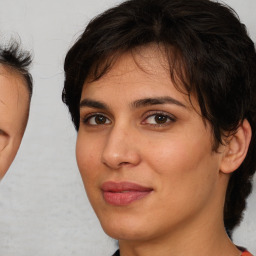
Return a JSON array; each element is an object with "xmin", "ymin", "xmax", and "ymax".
[{"xmin": 101, "ymin": 181, "xmax": 153, "ymax": 192}]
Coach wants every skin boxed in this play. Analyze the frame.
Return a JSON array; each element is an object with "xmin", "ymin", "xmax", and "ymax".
[
  {"xmin": 0, "ymin": 65, "xmax": 30, "ymax": 179},
  {"xmin": 76, "ymin": 45, "xmax": 250, "ymax": 256}
]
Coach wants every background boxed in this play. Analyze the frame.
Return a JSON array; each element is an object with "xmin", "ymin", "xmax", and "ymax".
[{"xmin": 0, "ymin": 0, "xmax": 255, "ymax": 255}]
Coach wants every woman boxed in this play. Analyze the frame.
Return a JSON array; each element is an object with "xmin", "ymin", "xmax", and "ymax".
[{"xmin": 62, "ymin": 0, "xmax": 256, "ymax": 255}]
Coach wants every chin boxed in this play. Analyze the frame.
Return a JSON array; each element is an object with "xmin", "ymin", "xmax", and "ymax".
[
  {"xmin": 98, "ymin": 213, "xmax": 155, "ymax": 241},
  {"xmin": 103, "ymin": 226, "xmax": 147, "ymax": 241}
]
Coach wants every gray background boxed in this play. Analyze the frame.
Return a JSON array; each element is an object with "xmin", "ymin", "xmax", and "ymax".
[{"xmin": 0, "ymin": 0, "xmax": 255, "ymax": 255}]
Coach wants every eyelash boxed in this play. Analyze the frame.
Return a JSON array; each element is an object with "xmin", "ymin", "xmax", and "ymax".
[
  {"xmin": 142, "ymin": 111, "xmax": 176, "ymax": 127},
  {"xmin": 82, "ymin": 113, "xmax": 111, "ymax": 126},
  {"xmin": 81, "ymin": 111, "xmax": 176, "ymax": 127}
]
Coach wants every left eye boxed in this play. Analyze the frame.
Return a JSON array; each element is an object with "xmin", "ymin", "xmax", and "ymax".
[
  {"xmin": 84, "ymin": 114, "xmax": 111, "ymax": 125},
  {"xmin": 144, "ymin": 113, "xmax": 175, "ymax": 125}
]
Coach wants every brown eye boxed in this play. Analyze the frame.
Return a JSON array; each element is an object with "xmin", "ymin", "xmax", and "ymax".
[
  {"xmin": 143, "ymin": 112, "xmax": 175, "ymax": 126},
  {"xmin": 154, "ymin": 114, "xmax": 168, "ymax": 124},
  {"xmin": 84, "ymin": 114, "xmax": 111, "ymax": 125},
  {"xmin": 95, "ymin": 115, "xmax": 107, "ymax": 124}
]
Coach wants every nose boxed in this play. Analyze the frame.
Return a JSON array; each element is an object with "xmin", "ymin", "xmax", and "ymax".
[{"xmin": 101, "ymin": 125, "xmax": 141, "ymax": 170}]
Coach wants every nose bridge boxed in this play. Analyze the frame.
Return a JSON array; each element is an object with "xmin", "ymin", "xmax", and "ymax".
[{"xmin": 101, "ymin": 121, "xmax": 140, "ymax": 169}]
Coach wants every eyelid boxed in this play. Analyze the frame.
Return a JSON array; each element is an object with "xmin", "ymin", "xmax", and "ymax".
[
  {"xmin": 141, "ymin": 110, "xmax": 177, "ymax": 125},
  {"xmin": 81, "ymin": 112, "xmax": 111, "ymax": 125}
]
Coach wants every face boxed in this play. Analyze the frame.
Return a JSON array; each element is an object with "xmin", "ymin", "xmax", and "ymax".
[
  {"xmin": 76, "ymin": 46, "xmax": 226, "ymax": 242},
  {"xmin": 0, "ymin": 66, "xmax": 30, "ymax": 179}
]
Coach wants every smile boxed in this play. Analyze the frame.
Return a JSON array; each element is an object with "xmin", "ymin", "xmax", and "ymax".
[{"xmin": 101, "ymin": 181, "xmax": 153, "ymax": 206}]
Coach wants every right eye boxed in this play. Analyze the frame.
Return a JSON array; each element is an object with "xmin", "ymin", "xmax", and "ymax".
[{"xmin": 83, "ymin": 114, "xmax": 111, "ymax": 126}]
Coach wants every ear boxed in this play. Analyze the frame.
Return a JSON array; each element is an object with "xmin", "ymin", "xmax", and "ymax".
[{"xmin": 220, "ymin": 119, "xmax": 252, "ymax": 174}]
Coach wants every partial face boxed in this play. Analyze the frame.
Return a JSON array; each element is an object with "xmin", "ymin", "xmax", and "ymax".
[
  {"xmin": 76, "ymin": 46, "xmax": 225, "ymax": 242},
  {"xmin": 0, "ymin": 66, "xmax": 30, "ymax": 179}
]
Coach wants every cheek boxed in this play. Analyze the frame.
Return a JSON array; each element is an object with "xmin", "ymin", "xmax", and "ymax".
[
  {"xmin": 140, "ymin": 137, "xmax": 220, "ymax": 228},
  {"xmin": 76, "ymin": 133, "xmax": 104, "ymax": 185},
  {"xmin": 146, "ymin": 136, "xmax": 206, "ymax": 170},
  {"xmin": 144, "ymin": 130, "xmax": 218, "ymax": 193}
]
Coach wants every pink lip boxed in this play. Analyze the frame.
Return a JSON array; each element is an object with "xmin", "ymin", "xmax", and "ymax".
[{"xmin": 101, "ymin": 181, "xmax": 153, "ymax": 206}]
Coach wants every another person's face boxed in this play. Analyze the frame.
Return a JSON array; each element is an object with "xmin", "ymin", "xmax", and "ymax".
[
  {"xmin": 76, "ymin": 46, "xmax": 225, "ymax": 241},
  {"xmin": 0, "ymin": 66, "xmax": 30, "ymax": 179}
]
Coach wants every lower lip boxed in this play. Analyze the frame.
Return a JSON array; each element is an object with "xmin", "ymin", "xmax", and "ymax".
[{"xmin": 103, "ymin": 191, "xmax": 152, "ymax": 206}]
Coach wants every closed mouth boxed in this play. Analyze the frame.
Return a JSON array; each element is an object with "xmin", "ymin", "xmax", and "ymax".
[{"xmin": 101, "ymin": 181, "xmax": 153, "ymax": 206}]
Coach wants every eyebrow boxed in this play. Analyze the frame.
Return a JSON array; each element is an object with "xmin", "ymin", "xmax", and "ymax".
[
  {"xmin": 131, "ymin": 96, "xmax": 186, "ymax": 108},
  {"xmin": 80, "ymin": 96, "xmax": 186, "ymax": 110},
  {"xmin": 80, "ymin": 99, "xmax": 108, "ymax": 110}
]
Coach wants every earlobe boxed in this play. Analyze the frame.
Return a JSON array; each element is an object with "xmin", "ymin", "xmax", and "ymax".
[{"xmin": 220, "ymin": 119, "xmax": 252, "ymax": 174}]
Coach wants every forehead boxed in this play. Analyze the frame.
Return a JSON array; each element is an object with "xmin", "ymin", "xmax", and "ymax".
[
  {"xmin": 82, "ymin": 45, "xmax": 194, "ymax": 107},
  {"xmin": 0, "ymin": 65, "xmax": 27, "ymax": 101},
  {"xmin": 85, "ymin": 44, "xmax": 191, "ymax": 94},
  {"xmin": 89, "ymin": 44, "xmax": 176, "ymax": 81},
  {"xmin": 0, "ymin": 65, "xmax": 29, "ymax": 131}
]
